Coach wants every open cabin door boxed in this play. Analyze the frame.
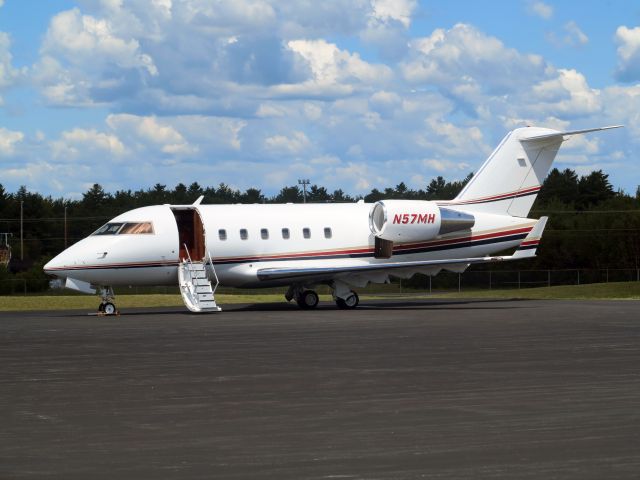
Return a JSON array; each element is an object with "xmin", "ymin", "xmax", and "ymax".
[
  {"xmin": 171, "ymin": 207, "xmax": 220, "ymax": 313},
  {"xmin": 171, "ymin": 208, "xmax": 206, "ymax": 261}
]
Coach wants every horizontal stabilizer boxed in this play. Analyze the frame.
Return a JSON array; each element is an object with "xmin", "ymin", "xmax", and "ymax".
[
  {"xmin": 520, "ymin": 125, "xmax": 623, "ymax": 143},
  {"xmin": 511, "ymin": 216, "xmax": 548, "ymax": 259}
]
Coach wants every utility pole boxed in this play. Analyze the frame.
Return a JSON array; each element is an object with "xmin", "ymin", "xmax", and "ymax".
[
  {"xmin": 20, "ymin": 200, "xmax": 23, "ymax": 261},
  {"xmin": 64, "ymin": 206, "xmax": 68, "ymax": 249},
  {"xmin": 298, "ymin": 179, "xmax": 310, "ymax": 203}
]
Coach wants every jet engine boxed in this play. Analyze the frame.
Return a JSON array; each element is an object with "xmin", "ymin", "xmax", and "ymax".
[{"xmin": 369, "ymin": 200, "xmax": 475, "ymax": 243}]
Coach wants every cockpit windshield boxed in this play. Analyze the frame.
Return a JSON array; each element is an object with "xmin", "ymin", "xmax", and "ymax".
[{"xmin": 92, "ymin": 222, "xmax": 154, "ymax": 236}]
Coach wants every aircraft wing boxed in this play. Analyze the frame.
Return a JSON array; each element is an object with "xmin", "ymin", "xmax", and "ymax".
[{"xmin": 257, "ymin": 217, "xmax": 549, "ymax": 283}]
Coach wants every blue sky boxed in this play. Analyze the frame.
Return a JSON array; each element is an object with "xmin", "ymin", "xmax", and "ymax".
[{"xmin": 0, "ymin": 0, "xmax": 639, "ymax": 198}]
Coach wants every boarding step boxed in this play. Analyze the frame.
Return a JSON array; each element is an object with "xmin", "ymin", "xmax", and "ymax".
[{"xmin": 178, "ymin": 259, "xmax": 221, "ymax": 313}]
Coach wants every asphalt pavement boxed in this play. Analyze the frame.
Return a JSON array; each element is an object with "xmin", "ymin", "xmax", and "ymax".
[{"xmin": 1, "ymin": 299, "xmax": 640, "ymax": 479}]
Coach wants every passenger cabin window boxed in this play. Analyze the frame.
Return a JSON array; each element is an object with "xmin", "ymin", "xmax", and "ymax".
[
  {"xmin": 261, "ymin": 228, "xmax": 269, "ymax": 240},
  {"xmin": 218, "ymin": 229, "xmax": 227, "ymax": 241},
  {"xmin": 324, "ymin": 227, "xmax": 332, "ymax": 239},
  {"xmin": 282, "ymin": 228, "xmax": 290, "ymax": 239},
  {"xmin": 240, "ymin": 228, "xmax": 248, "ymax": 240},
  {"xmin": 303, "ymin": 228, "xmax": 311, "ymax": 239},
  {"xmin": 93, "ymin": 222, "xmax": 153, "ymax": 235}
]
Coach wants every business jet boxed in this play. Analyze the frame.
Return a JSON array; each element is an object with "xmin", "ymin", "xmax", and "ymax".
[{"xmin": 44, "ymin": 125, "xmax": 621, "ymax": 314}]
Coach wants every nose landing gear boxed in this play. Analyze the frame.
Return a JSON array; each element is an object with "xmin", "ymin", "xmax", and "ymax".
[{"xmin": 98, "ymin": 286, "xmax": 119, "ymax": 316}]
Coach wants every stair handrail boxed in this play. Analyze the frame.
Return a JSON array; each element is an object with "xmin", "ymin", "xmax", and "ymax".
[
  {"xmin": 183, "ymin": 243, "xmax": 193, "ymax": 264},
  {"xmin": 206, "ymin": 250, "xmax": 220, "ymax": 295}
]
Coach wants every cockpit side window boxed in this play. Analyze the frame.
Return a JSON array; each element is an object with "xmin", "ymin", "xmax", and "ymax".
[
  {"xmin": 93, "ymin": 223, "xmax": 124, "ymax": 235},
  {"xmin": 119, "ymin": 222, "xmax": 154, "ymax": 234},
  {"xmin": 92, "ymin": 222, "xmax": 154, "ymax": 236}
]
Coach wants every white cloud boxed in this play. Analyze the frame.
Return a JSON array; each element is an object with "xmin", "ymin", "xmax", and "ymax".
[
  {"xmin": 416, "ymin": 118, "xmax": 487, "ymax": 158},
  {"xmin": 547, "ymin": 21, "xmax": 589, "ymax": 48},
  {"xmin": 422, "ymin": 159, "xmax": 470, "ymax": 173},
  {"xmin": 287, "ymin": 39, "xmax": 393, "ymax": 89},
  {"xmin": 402, "ymin": 24, "xmax": 546, "ymax": 95},
  {"xmin": 615, "ymin": 25, "xmax": 640, "ymax": 82},
  {"xmin": 564, "ymin": 21, "xmax": 589, "ymax": 46},
  {"xmin": 51, "ymin": 128, "xmax": 126, "ymax": 160},
  {"xmin": 41, "ymin": 8, "xmax": 158, "ymax": 74},
  {"xmin": 370, "ymin": 0, "xmax": 415, "ymax": 28},
  {"xmin": 531, "ymin": 69, "xmax": 600, "ymax": 116},
  {"xmin": 264, "ymin": 131, "xmax": 310, "ymax": 154},
  {"xmin": 34, "ymin": 7, "xmax": 158, "ymax": 105},
  {"xmin": 601, "ymin": 84, "xmax": 640, "ymax": 138},
  {"xmin": 107, "ymin": 114, "xmax": 185, "ymax": 150},
  {"xmin": 0, "ymin": 32, "xmax": 19, "ymax": 90},
  {"xmin": 2, "ymin": 2, "xmax": 637, "ymax": 197},
  {"xmin": 0, "ymin": 127, "xmax": 24, "ymax": 156},
  {"xmin": 526, "ymin": 1, "xmax": 553, "ymax": 20}
]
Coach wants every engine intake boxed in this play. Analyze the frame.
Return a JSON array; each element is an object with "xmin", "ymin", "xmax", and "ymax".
[{"xmin": 369, "ymin": 200, "xmax": 475, "ymax": 243}]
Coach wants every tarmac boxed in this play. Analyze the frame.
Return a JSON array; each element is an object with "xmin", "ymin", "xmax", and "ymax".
[{"xmin": 1, "ymin": 298, "xmax": 640, "ymax": 479}]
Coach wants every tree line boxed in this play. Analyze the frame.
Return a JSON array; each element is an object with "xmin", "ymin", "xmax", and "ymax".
[{"xmin": 0, "ymin": 168, "xmax": 639, "ymax": 292}]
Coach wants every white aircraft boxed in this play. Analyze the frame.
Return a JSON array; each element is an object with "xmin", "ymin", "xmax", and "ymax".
[{"xmin": 44, "ymin": 125, "xmax": 621, "ymax": 314}]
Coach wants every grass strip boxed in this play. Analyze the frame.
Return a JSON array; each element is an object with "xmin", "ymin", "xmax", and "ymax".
[{"xmin": 0, "ymin": 282, "xmax": 638, "ymax": 312}]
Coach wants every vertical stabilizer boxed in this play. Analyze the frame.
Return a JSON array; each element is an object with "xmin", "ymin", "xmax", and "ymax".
[{"xmin": 450, "ymin": 125, "xmax": 621, "ymax": 217}]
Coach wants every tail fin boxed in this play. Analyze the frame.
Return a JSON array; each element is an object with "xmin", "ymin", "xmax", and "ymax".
[{"xmin": 451, "ymin": 125, "xmax": 622, "ymax": 217}]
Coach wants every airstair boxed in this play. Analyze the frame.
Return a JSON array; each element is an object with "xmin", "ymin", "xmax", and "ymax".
[{"xmin": 178, "ymin": 249, "xmax": 221, "ymax": 313}]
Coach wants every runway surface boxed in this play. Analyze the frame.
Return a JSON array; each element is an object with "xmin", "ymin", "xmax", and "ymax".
[{"xmin": 1, "ymin": 299, "xmax": 640, "ymax": 479}]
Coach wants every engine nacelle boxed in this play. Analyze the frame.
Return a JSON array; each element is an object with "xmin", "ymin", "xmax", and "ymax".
[{"xmin": 369, "ymin": 200, "xmax": 475, "ymax": 243}]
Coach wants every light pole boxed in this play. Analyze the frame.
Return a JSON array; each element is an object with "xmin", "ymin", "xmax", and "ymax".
[
  {"xmin": 298, "ymin": 179, "xmax": 310, "ymax": 203},
  {"xmin": 20, "ymin": 200, "xmax": 23, "ymax": 261},
  {"xmin": 64, "ymin": 206, "xmax": 68, "ymax": 249}
]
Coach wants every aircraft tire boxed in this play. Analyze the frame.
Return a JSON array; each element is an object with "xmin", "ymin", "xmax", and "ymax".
[
  {"xmin": 296, "ymin": 290, "xmax": 319, "ymax": 309},
  {"xmin": 103, "ymin": 302, "xmax": 117, "ymax": 315},
  {"xmin": 336, "ymin": 291, "xmax": 359, "ymax": 309}
]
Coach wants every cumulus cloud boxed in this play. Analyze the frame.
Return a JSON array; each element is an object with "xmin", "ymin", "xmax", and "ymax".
[
  {"xmin": 526, "ymin": 1, "xmax": 553, "ymax": 20},
  {"xmin": 0, "ymin": 32, "xmax": 19, "ymax": 90},
  {"xmin": 34, "ymin": 8, "xmax": 159, "ymax": 106},
  {"xmin": 106, "ymin": 114, "xmax": 196, "ymax": 156},
  {"xmin": 360, "ymin": 0, "xmax": 417, "ymax": 59},
  {"xmin": 287, "ymin": 39, "xmax": 393, "ymax": 92},
  {"xmin": 264, "ymin": 131, "xmax": 310, "ymax": 154},
  {"xmin": 2, "ymin": 1, "xmax": 636, "ymax": 196},
  {"xmin": 422, "ymin": 158, "xmax": 470, "ymax": 173},
  {"xmin": 50, "ymin": 128, "xmax": 126, "ymax": 160},
  {"xmin": 531, "ymin": 69, "xmax": 600, "ymax": 116},
  {"xmin": 0, "ymin": 127, "xmax": 24, "ymax": 156},
  {"xmin": 41, "ymin": 8, "xmax": 158, "ymax": 74},
  {"xmin": 402, "ymin": 24, "xmax": 547, "ymax": 95},
  {"xmin": 615, "ymin": 26, "xmax": 640, "ymax": 82}
]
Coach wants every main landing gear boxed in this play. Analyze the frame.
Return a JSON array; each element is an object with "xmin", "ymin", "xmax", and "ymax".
[
  {"xmin": 285, "ymin": 282, "xmax": 360, "ymax": 310},
  {"xmin": 336, "ymin": 291, "xmax": 359, "ymax": 309},
  {"xmin": 332, "ymin": 280, "xmax": 359, "ymax": 310},
  {"xmin": 286, "ymin": 285, "xmax": 319, "ymax": 309},
  {"xmin": 97, "ymin": 286, "xmax": 119, "ymax": 316}
]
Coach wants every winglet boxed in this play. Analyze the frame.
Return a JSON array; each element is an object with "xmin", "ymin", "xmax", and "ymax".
[
  {"xmin": 512, "ymin": 217, "xmax": 548, "ymax": 259},
  {"xmin": 193, "ymin": 195, "xmax": 204, "ymax": 206}
]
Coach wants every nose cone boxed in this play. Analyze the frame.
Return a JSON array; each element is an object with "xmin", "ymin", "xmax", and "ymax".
[{"xmin": 43, "ymin": 252, "xmax": 66, "ymax": 278}]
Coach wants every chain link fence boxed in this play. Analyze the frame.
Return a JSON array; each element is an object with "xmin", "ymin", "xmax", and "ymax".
[{"xmin": 1, "ymin": 268, "xmax": 640, "ymax": 296}]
